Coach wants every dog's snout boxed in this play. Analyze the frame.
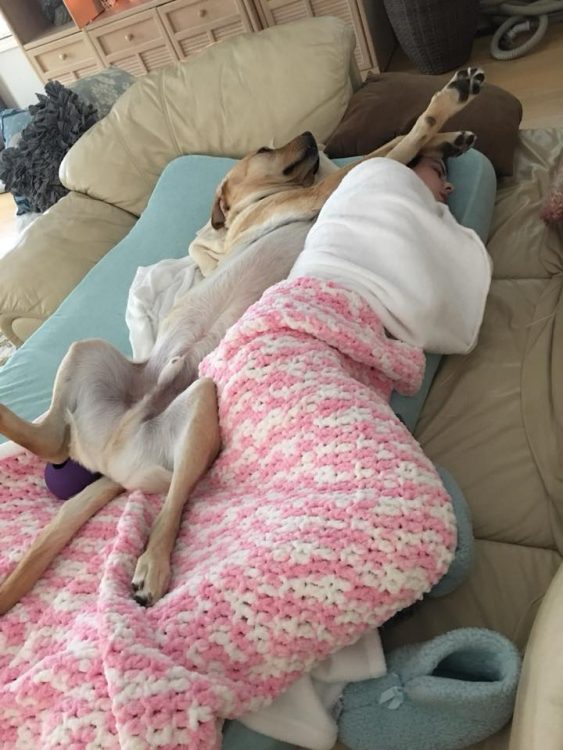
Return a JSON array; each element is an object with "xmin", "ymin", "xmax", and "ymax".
[{"xmin": 301, "ymin": 131, "xmax": 317, "ymax": 150}]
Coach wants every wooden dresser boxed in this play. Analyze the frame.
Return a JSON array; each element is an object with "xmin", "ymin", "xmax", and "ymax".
[{"xmin": 0, "ymin": 0, "xmax": 395, "ymax": 84}]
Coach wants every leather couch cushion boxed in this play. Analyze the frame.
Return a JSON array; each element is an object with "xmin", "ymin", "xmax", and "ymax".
[
  {"xmin": 383, "ymin": 539, "xmax": 560, "ymax": 653},
  {"xmin": 510, "ymin": 564, "xmax": 563, "ymax": 750},
  {"xmin": 0, "ymin": 192, "xmax": 136, "ymax": 345},
  {"xmin": 416, "ymin": 276, "xmax": 563, "ymax": 552},
  {"xmin": 60, "ymin": 17, "xmax": 357, "ymax": 217},
  {"xmin": 383, "ymin": 129, "xmax": 563, "ymax": 750},
  {"xmin": 487, "ymin": 128, "xmax": 563, "ymax": 280}
]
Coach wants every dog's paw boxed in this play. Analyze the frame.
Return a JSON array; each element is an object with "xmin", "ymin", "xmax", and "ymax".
[
  {"xmin": 131, "ymin": 550, "xmax": 171, "ymax": 607},
  {"xmin": 441, "ymin": 130, "xmax": 477, "ymax": 158},
  {"xmin": 446, "ymin": 67, "xmax": 485, "ymax": 103}
]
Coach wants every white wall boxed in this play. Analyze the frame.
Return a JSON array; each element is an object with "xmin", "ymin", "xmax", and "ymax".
[{"xmin": 0, "ymin": 45, "xmax": 43, "ymax": 109}]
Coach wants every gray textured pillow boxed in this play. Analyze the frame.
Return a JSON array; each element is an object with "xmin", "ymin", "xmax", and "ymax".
[
  {"xmin": 69, "ymin": 66, "xmax": 136, "ymax": 119},
  {"xmin": 0, "ymin": 81, "xmax": 98, "ymax": 213},
  {"xmin": 0, "ymin": 69, "xmax": 135, "ymax": 216}
]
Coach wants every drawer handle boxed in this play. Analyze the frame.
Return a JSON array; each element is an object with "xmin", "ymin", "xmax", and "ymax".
[
  {"xmin": 124, "ymin": 33, "xmax": 134, "ymax": 42},
  {"xmin": 59, "ymin": 52, "xmax": 68, "ymax": 61},
  {"xmin": 199, "ymin": 8, "xmax": 207, "ymax": 17}
]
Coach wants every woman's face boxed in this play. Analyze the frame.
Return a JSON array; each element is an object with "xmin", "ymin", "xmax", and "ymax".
[{"xmin": 412, "ymin": 157, "xmax": 453, "ymax": 203}]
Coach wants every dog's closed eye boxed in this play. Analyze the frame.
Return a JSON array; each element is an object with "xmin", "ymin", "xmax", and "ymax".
[
  {"xmin": 257, "ymin": 146, "xmax": 273, "ymax": 154},
  {"xmin": 211, "ymin": 189, "xmax": 229, "ymax": 229}
]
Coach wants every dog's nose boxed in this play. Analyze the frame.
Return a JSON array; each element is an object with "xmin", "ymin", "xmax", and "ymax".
[{"xmin": 301, "ymin": 131, "xmax": 317, "ymax": 149}]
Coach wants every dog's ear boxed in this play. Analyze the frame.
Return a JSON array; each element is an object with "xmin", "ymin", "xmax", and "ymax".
[{"xmin": 211, "ymin": 185, "xmax": 228, "ymax": 229}]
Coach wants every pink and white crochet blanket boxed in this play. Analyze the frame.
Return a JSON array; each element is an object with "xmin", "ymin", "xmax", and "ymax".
[{"xmin": 0, "ymin": 278, "xmax": 455, "ymax": 749}]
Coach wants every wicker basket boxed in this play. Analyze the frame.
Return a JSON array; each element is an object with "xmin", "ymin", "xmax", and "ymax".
[{"xmin": 383, "ymin": 0, "xmax": 480, "ymax": 74}]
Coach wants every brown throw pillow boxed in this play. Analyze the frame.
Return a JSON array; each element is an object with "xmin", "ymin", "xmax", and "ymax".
[{"xmin": 325, "ymin": 72, "xmax": 523, "ymax": 176}]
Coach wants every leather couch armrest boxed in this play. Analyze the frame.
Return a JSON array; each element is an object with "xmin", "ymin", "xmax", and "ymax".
[
  {"xmin": 0, "ymin": 192, "xmax": 136, "ymax": 345},
  {"xmin": 509, "ymin": 563, "xmax": 563, "ymax": 750}
]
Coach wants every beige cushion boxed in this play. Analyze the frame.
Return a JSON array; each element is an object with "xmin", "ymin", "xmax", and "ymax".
[
  {"xmin": 382, "ymin": 129, "xmax": 563, "ymax": 750},
  {"xmin": 383, "ymin": 541, "xmax": 560, "ymax": 652},
  {"xmin": 509, "ymin": 563, "xmax": 563, "ymax": 750},
  {"xmin": 60, "ymin": 17, "xmax": 357, "ymax": 217},
  {"xmin": 0, "ymin": 17, "xmax": 357, "ymax": 343},
  {"xmin": 487, "ymin": 128, "xmax": 563, "ymax": 279},
  {"xmin": 0, "ymin": 193, "xmax": 136, "ymax": 345},
  {"xmin": 416, "ymin": 278, "xmax": 563, "ymax": 550}
]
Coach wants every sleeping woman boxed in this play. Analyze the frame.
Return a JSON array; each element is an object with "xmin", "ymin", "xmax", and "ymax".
[{"xmin": 198, "ymin": 155, "xmax": 493, "ymax": 750}]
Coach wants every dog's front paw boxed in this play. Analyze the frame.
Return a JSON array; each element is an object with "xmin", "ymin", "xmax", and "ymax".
[
  {"xmin": 131, "ymin": 550, "xmax": 171, "ymax": 607},
  {"xmin": 446, "ymin": 67, "xmax": 485, "ymax": 103}
]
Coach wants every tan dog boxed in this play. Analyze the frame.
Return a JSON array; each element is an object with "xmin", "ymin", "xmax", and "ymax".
[{"xmin": 0, "ymin": 67, "xmax": 485, "ymax": 614}]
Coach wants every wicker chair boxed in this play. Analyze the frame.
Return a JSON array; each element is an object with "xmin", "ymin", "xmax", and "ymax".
[{"xmin": 384, "ymin": 0, "xmax": 480, "ymax": 74}]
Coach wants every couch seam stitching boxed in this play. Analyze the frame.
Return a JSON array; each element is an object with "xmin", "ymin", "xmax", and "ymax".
[
  {"xmin": 158, "ymin": 70, "xmax": 182, "ymax": 158},
  {"xmin": 111, "ymin": 124, "xmax": 148, "ymax": 184}
]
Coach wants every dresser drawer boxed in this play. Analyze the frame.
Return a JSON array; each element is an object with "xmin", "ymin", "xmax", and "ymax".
[
  {"xmin": 158, "ymin": 0, "xmax": 255, "ymax": 59},
  {"xmin": 161, "ymin": 0, "xmax": 241, "ymax": 34},
  {"xmin": 88, "ymin": 10, "xmax": 177, "ymax": 75},
  {"xmin": 27, "ymin": 33, "xmax": 102, "ymax": 81},
  {"xmin": 254, "ymin": 0, "xmax": 374, "ymax": 71},
  {"xmin": 89, "ymin": 10, "xmax": 165, "ymax": 56}
]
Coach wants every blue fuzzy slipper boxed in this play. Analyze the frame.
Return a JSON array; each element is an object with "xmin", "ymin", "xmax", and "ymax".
[
  {"xmin": 221, "ymin": 721, "xmax": 294, "ymax": 750},
  {"xmin": 338, "ymin": 628, "xmax": 521, "ymax": 750},
  {"xmin": 429, "ymin": 465, "xmax": 474, "ymax": 598}
]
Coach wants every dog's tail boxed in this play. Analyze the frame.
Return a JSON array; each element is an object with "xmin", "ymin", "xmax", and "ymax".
[{"xmin": 0, "ymin": 476, "xmax": 122, "ymax": 615}]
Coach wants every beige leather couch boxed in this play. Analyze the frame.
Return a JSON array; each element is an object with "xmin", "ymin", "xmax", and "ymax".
[
  {"xmin": 384, "ymin": 127, "xmax": 563, "ymax": 750},
  {"xmin": 0, "ymin": 17, "xmax": 359, "ymax": 345},
  {"xmin": 1, "ymin": 15, "xmax": 562, "ymax": 750}
]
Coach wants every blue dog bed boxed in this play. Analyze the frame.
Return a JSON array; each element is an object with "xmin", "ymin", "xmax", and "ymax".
[
  {"xmin": 0, "ymin": 149, "xmax": 495, "ymax": 438},
  {"xmin": 0, "ymin": 150, "xmax": 499, "ymax": 749}
]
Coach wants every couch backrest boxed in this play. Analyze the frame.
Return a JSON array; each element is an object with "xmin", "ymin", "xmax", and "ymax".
[{"xmin": 60, "ymin": 17, "xmax": 358, "ymax": 217}]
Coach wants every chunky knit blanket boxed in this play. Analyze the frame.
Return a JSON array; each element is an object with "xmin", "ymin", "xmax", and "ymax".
[{"xmin": 0, "ymin": 278, "xmax": 455, "ymax": 749}]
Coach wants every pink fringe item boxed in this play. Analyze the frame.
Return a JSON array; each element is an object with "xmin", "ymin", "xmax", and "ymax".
[
  {"xmin": 0, "ymin": 278, "xmax": 455, "ymax": 749},
  {"xmin": 541, "ymin": 159, "xmax": 563, "ymax": 224}
]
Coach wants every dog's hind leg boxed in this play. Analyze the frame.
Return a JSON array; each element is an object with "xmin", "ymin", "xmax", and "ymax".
[
  {"xmin": 0, "ymin": 391, "xmax": 70, "ymax": 464},
  {"xmin": 131, "ymin": 377, "xmax": 221, "ymax": 606},
  {"xmin": 0, "ymin": 475, "xmax": 122, "ymax": 615},
  {"xmin": 373, "ymin": 131, "xmax": 477, "ymax": 161},
  {"xmin": 420, "ymin": 130, "xmax": 478, "ymax": 159},
  {"xmin": 319, "ymin": 69, "xmax": 484, "ymax": 178},
  {"xmin": 0, "ymin": 339, "xmax": 138, "ymax": 464},
  {"xmin": 0, "ymin": 341, "xmax": 93, "ymax": 463}
]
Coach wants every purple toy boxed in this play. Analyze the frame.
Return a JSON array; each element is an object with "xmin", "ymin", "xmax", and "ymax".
[{"xmin": 44, "ymin": 459, "xmax": 101, "ymax": 500}]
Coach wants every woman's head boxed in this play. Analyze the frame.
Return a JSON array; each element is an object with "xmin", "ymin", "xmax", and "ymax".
[{"xmin": 410, "ymin": 156, "xmax": 453, "ymax": 203}]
